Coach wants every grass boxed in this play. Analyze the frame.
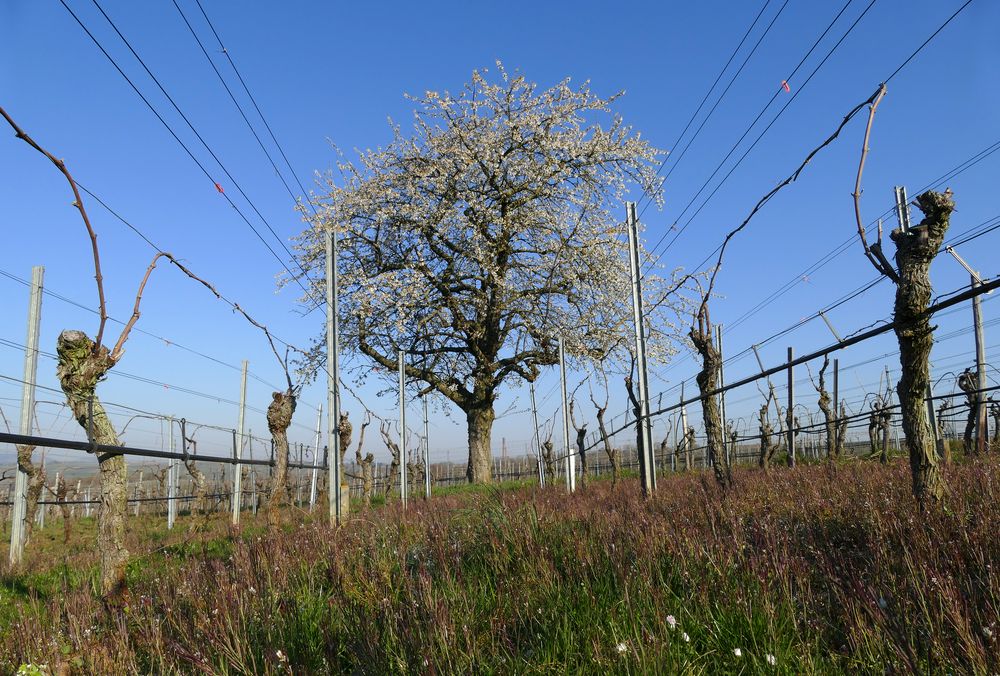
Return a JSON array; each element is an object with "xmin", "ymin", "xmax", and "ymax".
[{"xmin": 2, "ymin": 458, "xmax": 999, "ymax": 674}]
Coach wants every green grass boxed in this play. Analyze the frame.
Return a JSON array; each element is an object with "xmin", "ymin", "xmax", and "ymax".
[{"xmin": 3, "ymin": 458, "xmax": 1000, "ymax": 674}]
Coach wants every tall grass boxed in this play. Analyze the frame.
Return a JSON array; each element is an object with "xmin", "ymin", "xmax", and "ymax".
[{"xmin": 3, "ymin": 459, "xmax": 999, "ymax": 674}]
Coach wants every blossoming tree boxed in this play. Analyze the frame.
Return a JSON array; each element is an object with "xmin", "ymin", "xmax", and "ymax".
[{"xmin": 297, "ymin": 64, "xmax": 693, "ymax": 483}]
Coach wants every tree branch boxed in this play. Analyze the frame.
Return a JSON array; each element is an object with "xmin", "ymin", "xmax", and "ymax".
[
  {"xmin": 1, "ymin": 105, "xmax": 109, "ymax": 351},
  {"xmin": 851, "ymin": 84, "xmax": 898, "ymax": 282},
  {"xmin": 699, "ymin": 84, "xmax": 887, "ymax": 317}
]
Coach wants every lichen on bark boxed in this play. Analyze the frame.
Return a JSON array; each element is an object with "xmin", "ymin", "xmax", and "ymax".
[
  {"xmin": 16, "ymin": 443, "xmax": 45, "ymax": 546},
  {"xmin": 690, "ymin": 310, "xmax": 732, "ymax": 490},
  {"xmin": 265, "ymin": 390, "xmax": 297, "ymax": 524},
  {"xmin": 891, "ymin": 190, "xmax": 954, "ymax": 506},
  {"xmin": 55, "ymin": 329, "xmax": 128, "ymax": 600}
]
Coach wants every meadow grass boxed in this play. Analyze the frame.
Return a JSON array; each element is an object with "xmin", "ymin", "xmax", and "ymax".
[{"xmin": 2, "ymin": 458, "xmax": 999, "ymax": 674}]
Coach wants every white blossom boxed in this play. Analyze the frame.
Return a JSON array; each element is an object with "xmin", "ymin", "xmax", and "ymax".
[{"xmin": 292, "ymin": 63, "xmax": 697, "ymax": 473}]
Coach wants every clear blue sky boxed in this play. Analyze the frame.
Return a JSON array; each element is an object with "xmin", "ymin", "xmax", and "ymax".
[{"xmin": 1, "ymin": 0, "xmax": 998, "ymax": 470}]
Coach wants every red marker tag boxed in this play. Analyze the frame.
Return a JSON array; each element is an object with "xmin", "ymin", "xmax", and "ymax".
[
  {"xmin": 215, "ymin": 182, "xmax": 225, "ymax": 194},
  {"xmin": 781, "ymin": 80, "xmax": 791, "ymax": 93}
]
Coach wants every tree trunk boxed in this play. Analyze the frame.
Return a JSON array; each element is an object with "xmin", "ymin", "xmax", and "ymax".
[
  {"xmin": 758, "ymin": 404, "xmax": 774, "ymax": 471},
  {"xmin": 575, "ymin": 427, "xmax": 588, "ymax": 485},
  {"xmin": 386, "ymin": 458, "xmax": 400, "ymax": 497},
  {"xmin": 836, "ymin": 402, "xmax": 848, "ymax": 458},
  {"xmin": 868, "ymin": 413, "xmax": 880, "ymax": 457},
  {"xmin": 465, "ymin": 404, "xmax": 495, "ymax": 483},
  {"xmin": 690, "ymin": 316, "xmax": 732, "ymax": 490},
  {"xmin": 817, "ymin": 383, "xmax": 837, "ymax": 462},
  {"xmin": 962, "ymin": 392, "xmax": 977, "ymax": 456},
  {"xmin": 56, "ymin": 475, "xmax": 71, "ymax": 544},
  {"xmin": 593, "ymin": 405, "xmax": 620, "ymax": 486},
  {"xmin": 266, "ymin": 390, "xmax": 297, "ymax": 524},
  {"xmin": 541, "ymin": 440, "xmax": 556, "ymax": 482},
  {"xmin": 360, "ymin": 461, "xmax": 374, "ymax": 507},
  {"xmin": 182, "ymin": 457, "xmax": 207, "ymax": 528},
  {"xmin": 891, "ymin": 190, "xmax": 953, "ymax": 507},
  {"xmin": 624, "ymin": 376, "xmax": 650, "ymax": 493},
  {"xmin": 55, "ymin": 329, "xmax": 128, "ymax": 600},
  {"xmin": 16, "ymin": 444, "xmax": 45, "ymax": 545}
]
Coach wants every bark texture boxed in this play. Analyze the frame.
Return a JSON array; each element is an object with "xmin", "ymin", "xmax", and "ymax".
[
  {"xmin": 891, "ymin": 190, "xmax": 953, "ymax": 506},
  {"xmin": 836, "ymin": 402, "xmax": 848, "ymax": 458},
  {"xmin": 592, "ymin": 397, "xmax": 620, "ymax": 486},
  {"xmin": 624, "ymin": 375, "xmax": 650, "ymax": 493},
  {"xmin": 266, "ymin": 390, "xmax": 297, "ymax": 524},
  {"xmin": 16, "ymin": 444, "xmax": 45, "ymax": 546},
  {"xmin": 540, "ymin": 438, "xmax": 556, "ymax": 482},
  {"xmin": 55, "ymin": 474, "xmax": 71, "ymax": 544},
  {"xmin": 569, "ymin": 401, "xmax": 588, "ymax": 485},
  {"xmin": 814, "ymin": 360, "xmax": 838, "ymax": 462},
  {"xmin": 466, "ymin": 403, "xmax": 495, "ymax": 483},
  {"xmin": 958, "ymin": 369, "xmax": 977, "ymax": 456},
  {"xmin": 338, "ymin": 413, "xmax": 353, "ymax": 468},
  {"xmin": 758, "ymin": 403, "xmax": 779, "ymax": 471},
  {"xmin": 55, "ymin": 329, "xmax": 128, "ymax": 600},
  {"xmin": 690, "ymin": 314, "xmax": 732, "ymax": 490},
  {"xmin": 680, "ymin": 427, "xmax": 695, "ymax": 471},
  {"xmin": 380, "ymin": 422, "xmax": 402, "ymax": 498}
]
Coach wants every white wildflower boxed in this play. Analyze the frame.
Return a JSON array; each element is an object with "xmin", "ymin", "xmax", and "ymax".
[
  {"xmin": 682, "ymin": 632, "xmax": 690, "ymax": 643},
  {"xmin": 766, "ymin": 654, "xmax": 777, "ymax": 666},
  {"xmin": 616, "ymin": 642, "xmax": 627, "ymax": 654},
  {"xmin": 666, "ymin": 614, "xmax": 677, "ymax": 629},
  {"xmin": 733, "ymin": 648, "xmax": 742, "ymax": 657}
]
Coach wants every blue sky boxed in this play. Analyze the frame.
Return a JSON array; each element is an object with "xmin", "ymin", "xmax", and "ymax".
[{"xmin": 1, "ymin": 0, "xmax": 998, "ymax": 471}]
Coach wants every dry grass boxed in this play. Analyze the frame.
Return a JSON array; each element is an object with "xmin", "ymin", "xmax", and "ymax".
[{"xmin": 2, "ymin": 459, "xmax": 999, "ymax": 674}]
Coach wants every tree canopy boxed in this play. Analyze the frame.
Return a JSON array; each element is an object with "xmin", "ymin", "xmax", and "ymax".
[{"xmin": 296, "ymin": 63, "xmax": 694, "ymax": 482}]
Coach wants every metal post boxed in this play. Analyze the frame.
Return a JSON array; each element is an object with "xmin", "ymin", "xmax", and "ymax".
[
  {"xmin": 230, "ymin": 360, "xmax": 248, "ymax": 525},
  {"xmin": 530, "ymin": 381, "xmax": 545, "ymax": 487},
  {"xmin": 832, "ymin": 358, "xmax": 840, "ymax": 456},
  {"xmin": 717, "ymin": 324, "xmax": 728, "ymax": 468},
  {"xmin": 167, "ymin": 416, "xmax": 176, "ymax": 529},
  {"xmin": 559, "ymin": 335, "xmax": 575, "ymax": 492},
  {"xmin": 882, "ymin": 366, "xmax": 893, "ymax": 459},
  {"xmin": 787, "ymin": 347, "xmax": 795, "ymax": 467},
  {"xmin": 325, "ymin": 229, "xmax": 343, "ymax": 525},
  {"xmin": 972, "ymin": 275, "xmax": 988, "ymax": 454},
  {"xmin": 422, "ymin": 395, "xmax": 431, "ymax": 499},
  {"xmin": 669, "ymin": 414, "xmax": 677, "ymax": 472},
  {"xmin": 10, "ymin": 265, "xmax": 43, "ymax": 564},
  {"xmin": 133, "ymin": 471, "xmax": 141, "ymax": 517},
  {"xmin": 626, "ymin": 202, "xmax": 655, "ymax": 494},
  {"xmin": 680, "ymin": 382, "xmax": 689, "ymax": 470},
  {"xmin": 310, "ymin": 404, "xmax": 322, "ymax": 510},
  {"xmin": 398, "ymin": 350, "xmax": 407, "ymax": 507}
]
